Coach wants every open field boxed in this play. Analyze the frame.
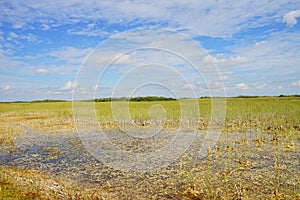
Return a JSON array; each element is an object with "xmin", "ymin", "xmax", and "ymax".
[{"xmin": 0, "ymin": 97, "xmax": 299, "ymax": 199}]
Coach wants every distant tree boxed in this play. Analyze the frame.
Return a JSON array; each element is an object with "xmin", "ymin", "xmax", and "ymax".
[{"xmin": 93, "ymin": 96, "xmax": 176, "ymax": 102}]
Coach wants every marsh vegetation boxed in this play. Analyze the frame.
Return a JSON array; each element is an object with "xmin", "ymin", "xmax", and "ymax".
[{"xmin": 0, "ymin": 97, "xmax": 299, "ymax": 199}]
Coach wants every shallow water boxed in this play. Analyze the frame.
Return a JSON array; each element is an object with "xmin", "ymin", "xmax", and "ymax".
[{"xmin": 0, "ymin": 127, "xmax": 299, "ymax": 198}]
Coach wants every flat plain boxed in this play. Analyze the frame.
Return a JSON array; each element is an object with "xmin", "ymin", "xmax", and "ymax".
[{"xmin": 0, "ymin": 97, "xmax": 299, "ymax": 199}]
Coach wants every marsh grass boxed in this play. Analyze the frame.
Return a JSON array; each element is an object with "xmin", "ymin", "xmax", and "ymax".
[
  {"xmin": 94, "ymin": 97, "xmax": 300, "ymax": 134},
  {"xmin": 0, "ymin": 102, "xmax": 75, "ymax": 134},
  {"xmin": 0, "ymin": 97, "xmax": 299, "ymax": 199},
  {"xmin": 178, "ymin": 129, "xmax": 299, "ymax": 199},
  {"xmin": 0, "ymin": 123, "xmax": 26, "ymax": 146},
  {"xmin": 1, "ymin": 97, "xmax": 299, "ymax": 133},
  {"xmin": 0, "ymin": 167, "xmax": 111, "ymax": 199}
]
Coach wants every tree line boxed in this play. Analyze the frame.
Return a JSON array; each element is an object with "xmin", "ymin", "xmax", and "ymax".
[{"xmin": 93, "ymin": 96, "xmax": 176, "ymax": 102}]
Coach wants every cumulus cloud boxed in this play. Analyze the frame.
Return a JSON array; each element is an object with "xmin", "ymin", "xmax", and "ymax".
[
  {"xmin": 35, "ymin": 68, "xmax": 48, "ymax": 74},
  {"xmin": 254, "ymin": 40, "xmax": 267, "ymax": 47},
  {"xmin": 255, "ymin": 83, "xmax": 267, "ymax": 90},
  {"xmin": 60, "ymin": 80, "xmax": 75, "ymax": 91},
  {"xmin": 21, "ymin": 34, "xmax": 39, "ymax": 42},
  {"xmin": 48, "ymin": 80, "xmax": 76, "ymax": 95},
  {"xmin": 1, "ymin": 85, "xmax": 12, "ymax": 91},
  {"xmin": 41, "ymin": 24, "xmax": 50, "ymax": 30},
  {"xmin": 283, "ymin": 10, "xmax": 300, "ymax": 26},
  {"xmin": 49, "ymin": 46, "xmax": 92, "ymax": 64},
  {"xmin": 183, "ymin": 83, "xmax": 196, "ymax": 90},
  {"xmin": 88, "ymin": 52, "xmax": 142, "ymax": 66},
  {"xmin": 291, "ymin": 80, "xmax": 300, "ymax": 87},
  {"xmin": 228, "ymin": 31, "xmax": 300, "ymax": 87},
  {"xmin": 12, "ymin": 22, "xmax": 25, "ymax": 29},
  {"xmin": 8, "ymin": 32, "xmax": 18, "ymax": 39},
  {"xmin": 236, "ymin": 82, "xmax": 248, "ymax": 90}
]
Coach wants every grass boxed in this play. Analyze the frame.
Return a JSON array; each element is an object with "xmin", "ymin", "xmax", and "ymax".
[
  {"xmin": 0, "ymin": 97, "xmax": 299, "ymax": 199},
  {"xmin": 225, "ymin": 97, "xmax": 300, "ymax": 130},
  {"xmin": 0, "ymin": 167, "xmax": 110, "ymax": 199},
  {"xmin": 0, "ymin": 102, "xmax": 74, "ymax": 135},
  {"xmin": 2, "ymin": 97, "xmax": 298, "ymax": 134}
]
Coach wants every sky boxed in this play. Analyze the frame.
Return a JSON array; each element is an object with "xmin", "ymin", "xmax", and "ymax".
[{"xmin": 0, "ymin": 1, "xmax": 300, "ymax": 101}]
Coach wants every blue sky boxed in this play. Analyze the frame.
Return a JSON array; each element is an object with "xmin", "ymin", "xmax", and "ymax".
[{"xmin": 0, "ymin": 1, "xmax": 300, "ymax": 101}]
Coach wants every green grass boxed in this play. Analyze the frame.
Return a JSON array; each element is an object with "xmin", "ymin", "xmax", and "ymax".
[
  {"xmin": 225, "ymin": 97, "xmax": 300, "ymax": 135},
  {"xmin": 95, "ymin": 97, "xmax": 299, "ymax": 133},
  {"xmin": 0, "ymin": 97, "xmax": 299, "ymax": 133},
  {"xmin": 0, "ymin": 102, "xmax": 72, "ymax": 118}
]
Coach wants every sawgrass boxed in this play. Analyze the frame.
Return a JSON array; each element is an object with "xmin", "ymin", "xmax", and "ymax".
[
  {"xmin": 0, "ymin": 97, "xmax": 299, "ymax": 199},
  {"xmin": 0, "ymin": 167, "xmax": 109, "ymax": 199},
  {"xmin": 0, "ymin": 97, "xmax": 299, "ymax": 135}
]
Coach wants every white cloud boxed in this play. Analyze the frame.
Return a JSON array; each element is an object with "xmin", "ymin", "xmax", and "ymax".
[
  {"xmin": 7, "ymin": 32, "xmax": 38, "ymax": 43},
  {"xmin": 1, "ymin": 1, "xmax": 298, "ymax": 37},
  {"xmin": 35, "ymin": 68, "xmax": 48, "ymax": 74},
  {"xmin": 277, "ymin": 86, "xmax": 283, "ymax": 90},
  {"xmin": 255, "ymin": 83, "xmax": 267, "ymax": 90},
  {"xmin": 183, "ymin": 83, "xmax": 196, "ymax": 90},
  {"xmin": 283, "ymin": 10, "xmax": 300, "ymax": 26},
  {"xmin": 20, "ymin": 34, "xmax": 38, "ymax": 42},
  {"xmin": 48, "ymin": 80, "xmax": 77, "ymax": 95},
  {"xmin": 254, "ymin": 40, "xmax": 267, "ymax": 47},
  {"xmin": 221, "ymin": 75, "xmax": 230, "ymax": 81},
  {"xmin": 228, "ymin": 31, "xmax": 300, "ymax": 86},
  {"xmin": 9, "ymin": 32, "xmax": 18, "ymax": 38},
  {"xmin": 60, "ymin": 80, "xmax": 75, "ymax": 91},
  {"xmin": 49, "ymin": 46, "xmax": 92, "ymax": 64},
  {"xmin": 41, "ymin": 24, "xmax": 50, "ymax": 30},
  {"xmin": 12, "ymin": 22, "xmax": 25, "ymax": 29},
  {"xmin": 1, "ymin": 85, "xmax": 12, "ymax": 91},
  {"xmin": 203, "ymin": 54, "xmax": 250, "ymax": 67},
  {"xmin": 291, "ymin": 80, "xmax": 300, "ymax": 87},
  {"xmin": 91, "ymin": 52, "xmax": 139, "ymax": 65},
  {"xmin": 68, "ymin": 23, "xmax": 111, "ymax": 37},
  {"xmin": 236, "ymin": 82, "xmax": 248, "ymax": 90}
]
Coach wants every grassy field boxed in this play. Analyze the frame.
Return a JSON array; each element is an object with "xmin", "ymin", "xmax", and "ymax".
[
  {"xmin": 0, "ymin": 97, "xmax": 299, "ymax": 199},
  {"xmin": 1, "ymin": 97, "xmax": 299, "ymax": 134}
]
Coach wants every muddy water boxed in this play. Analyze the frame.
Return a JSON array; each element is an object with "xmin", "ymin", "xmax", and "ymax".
[{"xmin": 1, "ymin": 131, "xmax": 122, "ymax": 185}]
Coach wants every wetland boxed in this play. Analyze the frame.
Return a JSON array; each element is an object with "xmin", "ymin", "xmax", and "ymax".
[{"xmin": 0, "ymin": 97, "xmax": 299, "ymax": 199}]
